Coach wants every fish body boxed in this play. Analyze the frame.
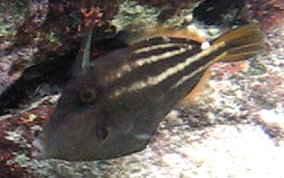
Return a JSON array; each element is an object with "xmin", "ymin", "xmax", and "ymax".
[{"xmin": 33, "ymin": 24, "xmax": 264, "ymax": 161}]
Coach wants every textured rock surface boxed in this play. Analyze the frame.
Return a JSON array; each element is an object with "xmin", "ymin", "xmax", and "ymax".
[{"xmin": 0, "ymin": 0, "xmax": 283, "ymax": 177}]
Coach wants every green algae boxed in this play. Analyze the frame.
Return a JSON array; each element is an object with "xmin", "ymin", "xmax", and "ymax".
[
  {"xmin": 112, "ymin": 1, "xmax": 161, "ymax": 32},
  {"xmin": 0, "ymin": 1, "xmax": 30, "ymax": 45}
]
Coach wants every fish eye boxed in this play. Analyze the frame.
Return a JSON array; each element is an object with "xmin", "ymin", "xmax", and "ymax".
[{"xmin": 80, "ymin": 88, "xmax": 96, "ymax": 103}]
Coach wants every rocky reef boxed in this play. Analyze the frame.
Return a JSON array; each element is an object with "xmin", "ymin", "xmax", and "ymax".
[{"xmin": 0, "ymin": 0, "xmax": 283, "ymax": 177}]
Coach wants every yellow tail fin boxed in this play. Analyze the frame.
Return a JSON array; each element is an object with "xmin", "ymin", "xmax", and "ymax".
[{"xmin": 213, "ymin": 23, "xmax": 265, "ymax": 62}]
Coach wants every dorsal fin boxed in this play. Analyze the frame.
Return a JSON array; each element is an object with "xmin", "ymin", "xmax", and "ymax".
[
  {"xmin": 120, "ymin": 26, "xmax": 205, "ymax": 46},
  {"xmin": 73, "ymin": 25, "xmax": 93, "ymax": 77}
]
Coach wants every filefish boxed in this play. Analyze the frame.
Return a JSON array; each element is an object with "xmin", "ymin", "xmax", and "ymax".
[{"xmin": 32, "ymin": 24, "xmax": 264, "ymax": 161}]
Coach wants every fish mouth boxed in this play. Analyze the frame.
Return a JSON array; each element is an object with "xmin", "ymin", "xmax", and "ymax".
[{"xmin": 32, "ymin": 137, "xmax": 48, "ymax": 160}]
